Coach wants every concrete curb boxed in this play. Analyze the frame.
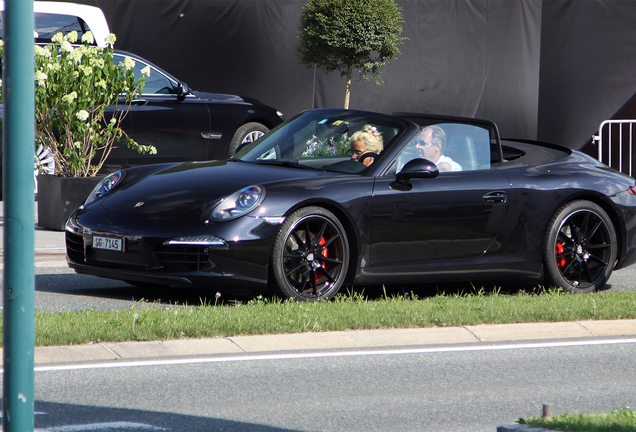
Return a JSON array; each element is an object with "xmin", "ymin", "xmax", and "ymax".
[{"xmin": 25, "ymin": 318, "xmax": 636, "ymax": 365}]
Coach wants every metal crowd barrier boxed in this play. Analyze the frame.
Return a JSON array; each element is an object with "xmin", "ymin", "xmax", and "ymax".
[{"xmin": 592, "ymin": 120, "xmax": 636, "ymax": 178}]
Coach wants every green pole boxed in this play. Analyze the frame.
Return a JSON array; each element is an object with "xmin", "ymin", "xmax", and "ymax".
[{"xmin": 2, "ymin": 0, "xmax": 35, "ymax": 430}]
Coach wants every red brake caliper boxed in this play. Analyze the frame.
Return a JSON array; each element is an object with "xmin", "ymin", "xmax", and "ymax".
[
  {"xmin": 317, "ymin": 237, "xmax": 327, "ymax": 282},
  {"xmin": 556, "ymin": 240, "xmax": 566, "ymax": 269}
]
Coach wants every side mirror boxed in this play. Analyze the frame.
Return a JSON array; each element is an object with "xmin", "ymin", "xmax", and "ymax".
[
  {"xmin": 177, "ymin": 82, "xmax": 190, "ymax": 98},
  {"xmin": 392, "ymin": 158, "xmax": 439, "ymax": 190},
  {"xmin": 397, "ymin": 158, "xmax": 439, "ymax": 181}
]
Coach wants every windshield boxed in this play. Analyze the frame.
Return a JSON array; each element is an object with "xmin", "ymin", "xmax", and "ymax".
[{"xmin": 234, "ymin": 109, "xmax": 408, "ymax": 174}]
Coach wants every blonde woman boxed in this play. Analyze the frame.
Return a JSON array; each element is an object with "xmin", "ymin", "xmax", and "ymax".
[{"xmin": 350, "ymin": 125, "xmax": 384, "ymax": 167}]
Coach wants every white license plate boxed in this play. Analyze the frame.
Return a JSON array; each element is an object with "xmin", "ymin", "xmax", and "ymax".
[{"xmin": 92, "ymin": 236, "xmax": 124, "ymax": 252}]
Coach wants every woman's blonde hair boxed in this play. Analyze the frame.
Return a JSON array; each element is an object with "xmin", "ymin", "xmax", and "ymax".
[{"xmin": 350, "ymin": 125, "xmax": 384, "ymax": 153}]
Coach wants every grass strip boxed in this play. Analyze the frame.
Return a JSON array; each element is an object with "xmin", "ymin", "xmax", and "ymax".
[
  {"xmin": 520, "ymin": 408, "xmax": 636, "ymax": 431},
  {"xmin": 7, "ymin": 288, "xmax": 636, "ymax": 347}
]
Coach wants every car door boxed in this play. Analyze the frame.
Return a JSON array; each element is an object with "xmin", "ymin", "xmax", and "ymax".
[
  {"xmin": 369, "ymin": 170, "xmax": 511, "ymax": 268},
  {"xmin": 107, "ymin": 54, "xmax": 211, "ymax": 167},
  {"xmin": 368, "ymin": 121, "xmax": 512, "ymax": 269}
]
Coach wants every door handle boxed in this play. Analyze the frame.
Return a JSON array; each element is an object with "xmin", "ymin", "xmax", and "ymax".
[
  {"xmin": 131, "ymin": 99, "xmax": 148, "ymax": 106},
  {"xmin": 483, "ymin": 191, "xmax": 507, "ymax": 204}
]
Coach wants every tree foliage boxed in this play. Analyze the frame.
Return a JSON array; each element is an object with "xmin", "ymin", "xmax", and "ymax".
[{"xmin": 296, "ymin": 0, "xmax": 405, "ymax": 108}]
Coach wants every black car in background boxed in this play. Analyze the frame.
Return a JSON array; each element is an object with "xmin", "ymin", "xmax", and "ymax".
[
  {"xmin": 106, "ymin": 50, "xmax": 285, "ymax": 168},
  {"xmin": 0, "ymin": 49, "xmax": 284, "ymax": 192}
]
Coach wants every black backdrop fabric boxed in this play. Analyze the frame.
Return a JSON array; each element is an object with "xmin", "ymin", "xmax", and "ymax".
[{"xmin": 83, "ymin": 0, "xmax": 636, "ymax": 150}]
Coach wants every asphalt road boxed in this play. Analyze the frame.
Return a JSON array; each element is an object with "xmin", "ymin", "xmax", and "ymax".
[{"xmin": 25, "ymin": 337, "xmax": 636, "ymax": 432}]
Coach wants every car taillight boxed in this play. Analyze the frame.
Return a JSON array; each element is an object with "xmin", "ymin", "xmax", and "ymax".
[{"xmin": 628, "ymin": 185, "xmax": 636, "ymax": 195}]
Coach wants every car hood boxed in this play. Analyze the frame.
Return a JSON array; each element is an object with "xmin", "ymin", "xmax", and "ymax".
[{"xmin": 101, "ymin": 160, "xmax": 329, "ymax": 215}]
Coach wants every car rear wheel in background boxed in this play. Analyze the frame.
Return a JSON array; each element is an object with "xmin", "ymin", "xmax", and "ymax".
[
  {"xmin": 34, "ymin": 144, "xmax": 56, "ymax": 193},
  {"xmin": 271, "ymin": 206, "xmax": 350, "ymax": 301},
  {"xmin": 543, "ymin": 200, "xmax": 617, "ymax": 293},
  {"xmin": 228, "ymin": 122, "xmax": 269, "ymax": 157}
]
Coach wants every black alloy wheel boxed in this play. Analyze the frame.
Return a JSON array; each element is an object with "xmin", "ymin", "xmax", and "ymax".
[
  {"xmin": 544, "ymin": 200, "xmax": 617, "ymax": 293},
  {"xmin": 271, "ymin": 206, "xmax": 349, "ymax": 301}
]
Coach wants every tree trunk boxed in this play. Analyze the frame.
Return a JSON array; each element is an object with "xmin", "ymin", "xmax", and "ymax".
[{"xmin": 344, "ymin": 65, "xmax": 353, "ymax": 109}]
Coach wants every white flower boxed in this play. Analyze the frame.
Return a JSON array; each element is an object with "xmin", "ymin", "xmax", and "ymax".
[
  {"xmin": 35, "ymin": 45, "xmax": 52, "ymax": 58},
  {"xmin": 35, "ymin": 70, "xmax": 47, "ymax": 86},
  {"xmin": 78, "ymin": 65, "xmax": 93, "ymax": 76},
  {"xmin": 105, "ymin": 33, "xmax": 116, "ymax": 47},
  {"xmin": 51, "ymin": 33, "xmax": 63, "ymax": 44},
  {"xmin": 69, "ymin": 48, "xmax": 83, "ymax": 63},
  {"xmin": 60, "ymin": 40, "xmax": 73, "ymax": 53},
  {"xmin": 96, "ymin": 79, "xmax": 107, "ymax": 90},
  {"xmin": 61, "ymin": 91, "xmax": 77, "ymax": 104},
  {"xmin": 120, "ymin": 56, "xmax": 135, "ymax": 71},
  {"xmin": 89, "ymin": 57, "xmax": 104, "ymax": 68},
  {"xmin": 140, "ymin": 66, "xmax": 151, "ymax": 77},
  {"xmin": 65, "ymin": 31, "xmax": 78, "ymax": 44},
  {"xmin": 81, "ymin": 31, "xmax": 94, "ymax": 45},
  {"xmin": 76, "ymin": 110, "xmax": 89, "ymax": 122}
]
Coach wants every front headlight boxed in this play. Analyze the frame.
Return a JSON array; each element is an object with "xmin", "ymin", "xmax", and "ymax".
[
  {"xmin": 84, "ymin": 171, "xmax": 123, "ymax": 205},
  {"xmin": 211, "ymin": 185, "xmax": 264, "ymax": 221}
]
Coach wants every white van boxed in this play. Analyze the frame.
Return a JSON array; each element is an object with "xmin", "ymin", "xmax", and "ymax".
[{"xmin": 0, "ymin": 1, "xmax": 110, "ymax": 47}]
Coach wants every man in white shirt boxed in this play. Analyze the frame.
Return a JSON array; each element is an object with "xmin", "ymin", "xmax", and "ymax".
[{"xmin": 414, "ymin": 125, "xmax": 462, "ymax": 172}]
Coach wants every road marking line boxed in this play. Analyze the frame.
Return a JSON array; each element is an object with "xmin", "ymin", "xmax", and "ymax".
[{"xmin": 35, "ymin": 261, "xmax": 68, "ymax": 268}]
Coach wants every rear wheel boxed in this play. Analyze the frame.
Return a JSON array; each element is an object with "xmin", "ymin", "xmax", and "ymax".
[
  {"xmin": 543, "ymin": 200, "xmax": 617, "ymax": 293},
  {"xmin": 228, "ymin": 122, "xmax": 269, "ymax": 157},
  {"xmin": 271, "ymin": 206, "xmax": 349, "ymax": 301}
]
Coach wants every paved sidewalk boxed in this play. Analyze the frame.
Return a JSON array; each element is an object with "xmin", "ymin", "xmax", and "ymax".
[
  {"xmin": 25, "ymin": 318, "xmax": 636, "ymax": 366},
  {"xmin": 0, "ymin": 201, "xmax": 68, "ymax": 269}
]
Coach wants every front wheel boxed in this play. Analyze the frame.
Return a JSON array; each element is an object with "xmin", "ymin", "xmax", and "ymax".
[
  {"xmin": 270, "ymin": 207, "xmax": 349, "ymax": 301},
  {"xmin": 543, "ymin": 200, "xmax": 617, "ymax": 293},
  {"xmin": 228, "ymin": 122, "xmax": 269, "ymax": 157}
]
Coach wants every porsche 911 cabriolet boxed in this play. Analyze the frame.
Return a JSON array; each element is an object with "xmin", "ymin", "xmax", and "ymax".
[{"xmin": 65, "ymin": 109, "xmax": 636, "ymax": 301}]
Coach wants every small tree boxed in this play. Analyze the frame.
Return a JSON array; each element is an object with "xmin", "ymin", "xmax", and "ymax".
[{"xmin": 297, "ymin": 0, "xmax": 405, "ymax": 109}]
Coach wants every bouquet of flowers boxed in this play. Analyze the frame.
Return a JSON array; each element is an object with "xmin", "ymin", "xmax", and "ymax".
[{"xmin": 302, "ymin": 134, "xmax": 351, "ymax": 157}]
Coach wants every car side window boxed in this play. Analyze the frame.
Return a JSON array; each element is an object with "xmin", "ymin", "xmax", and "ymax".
[
  {"xmin": 1, "ymin": 12, "xmax": 93, "ymax": 43},
  {"xmin": 444, "ymin": 124, "xmax": 491, "ymax": 170},
  {"xmin": 113, "ymin": 54, "xmax": 176, "ymax": 95},
  {"xmin": 395, "ymin": 123, "xmax": 491, "ymax": 173}
]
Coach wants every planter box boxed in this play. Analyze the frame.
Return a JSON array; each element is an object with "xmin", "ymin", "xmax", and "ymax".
[{"xmin": 37, "ymin": 175, "xmax": 102, "ymax": 231}]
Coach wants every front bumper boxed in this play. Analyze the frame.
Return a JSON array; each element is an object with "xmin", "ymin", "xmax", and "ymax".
[{"xmin": 65, "ymin": 215, "xmax": 281, "ymax": 294}]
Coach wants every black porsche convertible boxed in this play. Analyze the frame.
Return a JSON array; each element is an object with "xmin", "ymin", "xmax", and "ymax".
[{"xmin": 65, "ymin": 109, "xmax": 636, "ymax": 301}]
